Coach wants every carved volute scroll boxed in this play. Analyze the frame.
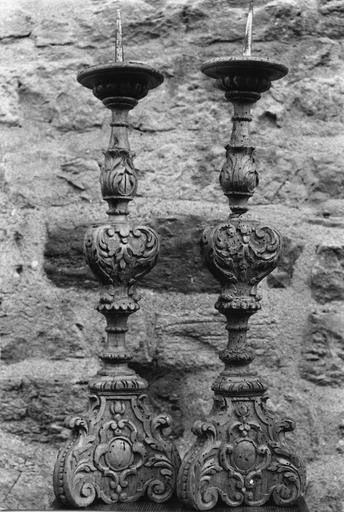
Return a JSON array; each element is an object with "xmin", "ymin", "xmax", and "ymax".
[
  {"xmin": 53, "ymin": 13, "xmax": 180, "ymax": 507},
  {"xmin": 177, "ymin": 3, "xmax": 306, "ymax": 509}
]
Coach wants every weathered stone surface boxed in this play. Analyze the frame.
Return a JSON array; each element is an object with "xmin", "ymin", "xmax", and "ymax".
[
  {"xmin": 306, "ymin": 455, "xmax": 344, "ymax": 512},
  {"xmin": 0, "ymin": 430, "xmax": 56, "ymax": 510},
  {"xmin": 318, "ymin": 0, "xmax": 344, "ymax": 38},
  {"xmin": 0, "ymin": 9, "xmax": 32, "ymax": 41},
  {"xmin": 0, "ymin": 359, "xmax": 95, "ymax": 445},
  {"xmin": 0, "ymin": 376, "xmax": 88, "ymax": 443},
  {"xmin": 311, "ymin": 237, "xmax": 344, "ymax": 303},
  {"xmin": 1, "ymin": 284, "xmax": 96, "ymax": 363},
  {"xmin": 1, "ymin": 0, "xmax": 344, "ymax": 508},
  {"xmin": 16, "ymin": 60, "xmax": 105, "ymax": 131},
  {"xmin": 0, "ymin": 67, "xmax": 21, "ymax": 126},
  {"xmin": 267, "ymin": 235, "xmax": 304, "ymax": 288},
  {"xmin": 301, "ymin": 306, "xmax": 344, "ymax": 386}
]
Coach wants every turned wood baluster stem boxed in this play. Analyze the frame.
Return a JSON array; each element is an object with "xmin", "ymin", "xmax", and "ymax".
[
  {"xmin": 109, "ymin": 108, "xmax": 130, "ymax": 150},
  {"xmin": 216, "ymin": 96, "xmax": 258, "ymax": 372},
  {"xmin": 230, "ymin": 101, "xmax": 252, "ymax": 147},
  {"xmin": 99, "ymin": 311, "xmax": 132, "ymax": 376},
  {"xmin": 96, "ymin": 105, "xmax": 138, "ymax": 376}
]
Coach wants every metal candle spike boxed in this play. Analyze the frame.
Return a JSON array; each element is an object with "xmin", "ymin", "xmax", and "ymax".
[
  {"xmin": 115, "ymin": 8, "xmax": 124, "ymax": 62},
  {"xmin": 243, "ymin": 0, "xmax": 253, "ymax": 56},
  {"xmin": 177, "ymin": 1, "xmax": 306, "ymax": 509},
  {"xmin": 53, "ymin": 10, "xmax": 180, "ymax": 508}
]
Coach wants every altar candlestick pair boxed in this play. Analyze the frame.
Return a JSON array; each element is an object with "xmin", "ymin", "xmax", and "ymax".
[{"xmin": 53, "ymin": 3, "xmax": 306, "ymax": 509}]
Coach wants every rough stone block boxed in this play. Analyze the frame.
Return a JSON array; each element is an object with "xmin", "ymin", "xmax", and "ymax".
[
  {"xmin": 0, "ymin": 375, "xmax": 88, "ymax": 444},
  {"xmin": 0, "ymin": 286, "xmax": 96, "ymax": 363},
  {"xmin": 301, "ymin": 306, "xmax": 344, "ymax": 386},
  {"xmin": 0, "ymin": 9, "xmax": 33, "ymax": 41},
  {"xmin": 267, "ymin": 235, "xmax": 304, "ymax": 287},
  {"xmin": 318, "ymin": 0, "xmax": 344, "ymax": 37},
  {"xmin": 0, "ymin": 67, "xmax": 21, "ymax": 126},
  {"xmin": 311, "ymin": 239, "xmax": 344, "ymax": 303},
  {"xmin": 306, "ymin": 455, "xmax": 344, "ymax": 512},
  {"xmin": 0, "ymin": 430, "xmax": 56, "ymax": 510}
]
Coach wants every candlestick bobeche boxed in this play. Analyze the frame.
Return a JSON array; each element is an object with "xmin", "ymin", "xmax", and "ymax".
[
  {"xmin": 53, "ymin": 12, "xmax": 180, "ymax": 507},
  {"xmin": 177, "ymin": 3, "xmax": 306, "ymax": 509}
]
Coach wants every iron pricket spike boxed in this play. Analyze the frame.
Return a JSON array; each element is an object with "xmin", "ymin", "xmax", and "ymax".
[
  {"xmin": 115, "ymin": 8, "xmax": 124, "ymax": 62},
  {"xmin": 243, "ymin": 0, "xmax": 254, "ymax": 56}
]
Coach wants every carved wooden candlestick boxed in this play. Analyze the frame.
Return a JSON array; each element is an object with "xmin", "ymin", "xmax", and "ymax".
[
  {"xmin": 53, "ymin": 13, "xmax": 180, "ymax": 507},
  {"xmin": 177, "ymin": 5, "xmax": 306, "ymax": 510}
]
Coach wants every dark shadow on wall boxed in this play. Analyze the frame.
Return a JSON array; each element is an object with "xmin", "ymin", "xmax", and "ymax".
[
  {"xmin": 43, "ymin": 214, "xmax": 302, "ymax": 293},
  {"xmin": 43, "ymin": 215, "xmax": 220, "ymax": 293}
]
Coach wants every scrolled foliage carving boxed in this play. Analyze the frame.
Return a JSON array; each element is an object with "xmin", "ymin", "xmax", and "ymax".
[
  {"xmin": 84, "ymin": 224, "xmax": 159, "ymax": 287},
  {"xmin": 201, "ymin": 218, "xmax": 281, "ymax": 289},
  {"xmin": 53, "ymin": 394, "xmax": 180, "ymax": 507},
  {"xmin": 177, "ymin": 397, "xmax": 306, "ymax": 511}
]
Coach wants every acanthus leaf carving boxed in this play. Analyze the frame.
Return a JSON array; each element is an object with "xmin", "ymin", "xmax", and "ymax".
[
  {"xmin": 220, "ymin": 146, "xmax": 259, "ymax": 199},
  {"xmin": 201, "ymin": 218, "xmax": 281, "ymax": 289},
  {"xmin": 177, "ymin": 397, "xmax": 306, "ymax": 510},
  {"xmin": 53, "ymin": 393, "xmax": 180, "ymax": 507},
  {"xmin": 101, "ymin": 147, "xmax": 137, "ymax": 200},
  {"xmin": 84, "ymin": 224, "xmax": 159, "ymax": 287}
]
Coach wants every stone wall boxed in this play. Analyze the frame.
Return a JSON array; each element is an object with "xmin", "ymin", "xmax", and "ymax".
[{"xmin": 0, "ymin": 0, "xmax": 344, "ymax": 510}]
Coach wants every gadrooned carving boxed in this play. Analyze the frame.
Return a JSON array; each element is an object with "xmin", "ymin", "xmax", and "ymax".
[
  {"xmin": 177, "ymin": 397, "xmax": 306, "ymax": 510},
  {"xmin": 93, "ymin": 78, "xmax": 149, "ymax": 103},
  {"xmin": 54, "ymin": 394, "xmax": 181, "ymax": 507}
]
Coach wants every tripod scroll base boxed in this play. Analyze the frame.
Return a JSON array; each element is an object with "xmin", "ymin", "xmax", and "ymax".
[
  {"xmin": 53, "ymin": 376, "xmax": 180, "ymax": 508},
  {"xmin": 177, "ymin": 391, "xmax": 306, "ymax": 511}
]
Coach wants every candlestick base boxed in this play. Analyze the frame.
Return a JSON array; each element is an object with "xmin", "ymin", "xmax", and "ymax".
[
  {"xmin": 177, "ymin": 386, "xmax": 306, "ymax": 511},
  {"xmin": 53, "ymin": 375, "xmax": 180, "ymax": 508}
]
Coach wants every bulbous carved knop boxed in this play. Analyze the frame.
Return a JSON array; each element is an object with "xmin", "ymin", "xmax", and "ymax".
[
  {"xmin": 84, "ymin": 224, "xmax": 159, "ymax": 286},
  {"xmin": 201, "ymin": 218, "xmax": 281, "ymax": 289}
]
